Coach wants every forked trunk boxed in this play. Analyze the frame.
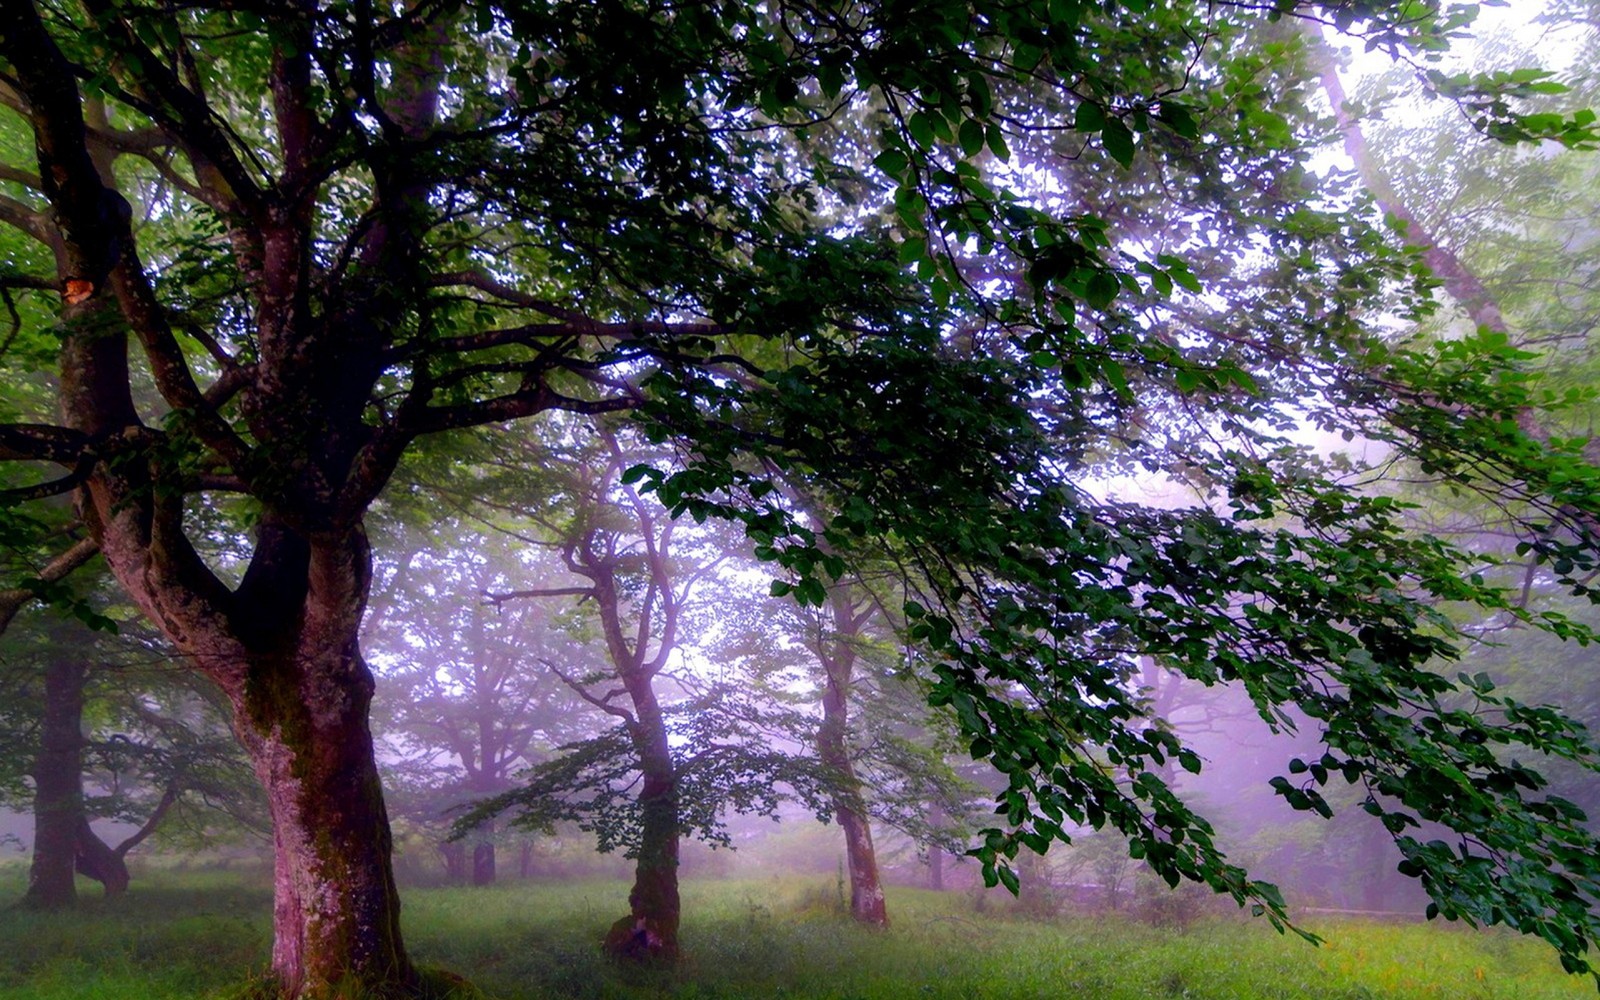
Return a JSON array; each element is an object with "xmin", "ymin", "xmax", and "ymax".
[
  {"xmin": 74, "ymin": 821, "xmax": 130, "ymax": 896},
  {"xmin": 232, "ymin": 639, "xmax": 413, "ymax": 998},
  {"xmin": 23, "ymin": 658, "xmax": 87, "ymax": 910}
]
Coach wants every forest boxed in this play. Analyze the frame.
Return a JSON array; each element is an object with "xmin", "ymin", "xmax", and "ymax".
[{"xmin": 3, "ymin": 0, "xmax": 1600, "ymax": 997}]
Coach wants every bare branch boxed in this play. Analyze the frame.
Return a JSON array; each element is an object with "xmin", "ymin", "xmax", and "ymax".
[
  {"xmin": 539, "ymin": 657, "xmax": 636, "ymax": 723},
  {"xmin": 485, "ymin": 586, "xmax": 595, "ymax": 607}
]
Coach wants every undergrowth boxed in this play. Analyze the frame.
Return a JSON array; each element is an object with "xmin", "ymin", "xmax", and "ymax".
[{"xmin": 0, "ymin": 867, "xmax": 1588, "ymax": 999}]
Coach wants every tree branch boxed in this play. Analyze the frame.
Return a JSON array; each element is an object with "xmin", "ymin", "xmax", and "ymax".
[
  {"xmin": 539, "ymin": 657, "xmax": 636, "ymax": 723},
  {"xmin": 0, "ymin": 423, "xmax": 89, "ymax": 463},
  {"xmin": 112, "ymin": 783, "xmax": 180, "ymax": 859},
  {"xmin": 485, "ymin": 586, "xmax": 596, "ymax": 607},
  {"xmin": 0, "ymin": 535, "xmax": 100, "ymax": 636}
]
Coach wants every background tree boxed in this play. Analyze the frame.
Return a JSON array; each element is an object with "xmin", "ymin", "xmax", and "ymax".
[
  {"xmin": 1, "ymin": 609, "xmax": 256, "ymax": 907},
  {"xmin": 369, "ymin": 519, "xmax": 597, "ymax": 886}
]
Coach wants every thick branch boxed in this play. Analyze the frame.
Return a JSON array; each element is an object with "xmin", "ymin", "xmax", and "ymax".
[
  {"xmin": 539, "ymin": 657, "xmax": 636, "ymax": 723},
  {"xmin": 485, "ymin": 586, "xmax": 596, "ymax": 606},
  {"xmin": 0, "ymin": 192, "xmax": 58, "ymax": 248},
  {"xmin": 0, "ymin": 423, "xmax": 88, "ymax": 463},
  {"xmin": 112, "ymin": 784, "xmax": 180, "ymax": 859}
]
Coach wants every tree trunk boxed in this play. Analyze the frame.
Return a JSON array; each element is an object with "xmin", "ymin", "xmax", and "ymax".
[
  {"xmin": 22, "ymin": 658, "xmax": 87, "ymax": 910},
  {"xmin": 440, "ymin": 841, "xmax": 467, "ymax": 884},
  {"xmin": 928, "ymin": 845, "xmax": 945, "ymax": 891},
  {"xmin": 817, "ymin": 589, "xmax": 888, "ymax": 927},
  {"xmin": 74, "ymin": 820, "xmax": 130, "ymax": 896},
  {"xmin": 230, "ymin": 633, "xmax": 414, "ymax": 998},
  {"xmin": 604, "ymin": 695, "xmax": 680, "ymax": 962},
  {"xmin": 471, "ymin": 838, "xmax": 496, "ymax": 887},
  {"xmin": 518, "ymin": 839, "xmax": 534, "ymax": 879},
  {"xmin": 1305, "ymin": 26, "xmax": 1509, "ymax": 336},
  {"xmin": 818, "ymin": 708, "xmax": 888, "ymax": 925}
]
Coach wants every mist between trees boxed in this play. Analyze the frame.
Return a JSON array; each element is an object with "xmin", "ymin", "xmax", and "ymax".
[{"xmin": 3, "ymin": 0, "xmax": 1600, "ymax": 997}]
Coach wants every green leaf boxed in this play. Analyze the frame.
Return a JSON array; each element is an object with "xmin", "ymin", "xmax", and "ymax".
[
  {"xmin": 873, "ymin": 149, "xmax": 909, "ymax": 177},
  {"xmin": 1156, "ymin": 101, "xmax": 1200, "ymax": 139},
  {"xmin": 986, "ymin": 122, "xmax": 1011, "ymax": 161},
  {"xmin": 1085, "ymin": 270, "xmax": 1120, "ymax": 310},
  {"xmin": 1075, "ymin": 101, "xmax": 1107, "ymax": 133},
  {"xmin": 959, "ymin": 118, "xmax": 986, "ymax": 157},
  {"xmin": 1101, "ymin": 118, "xmax": 1135, "ymax": 167}
]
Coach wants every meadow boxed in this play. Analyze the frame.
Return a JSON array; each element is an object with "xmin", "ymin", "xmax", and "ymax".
[{"xmin": 0, "ymin": 868, "xmax": 1590, "ymax": 1000}]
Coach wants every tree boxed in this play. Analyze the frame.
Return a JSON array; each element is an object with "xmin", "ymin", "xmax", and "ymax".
[
  {"xmin": 3, "ymin": 1, "xmax": 1600, "ymax": 993},
  {"xmin": 368, "ymin": 520, "xmax": 597, "ymax": 886},
  {"xmin": 477, "ymin": 422, "xmax": 759, "ymax": 961},
  {"xmin": 2, "ymin": 610, "xmax": 258, "ymax": 908}
]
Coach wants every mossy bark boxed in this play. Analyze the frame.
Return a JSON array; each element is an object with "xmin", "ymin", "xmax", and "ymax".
[
  {"xmin": 234, "ymin": 636, "xmax": 414, "ymax": 999},
  {"xmin": 605, "ymin": 688, "xmax": 680, "ymax": 962}
]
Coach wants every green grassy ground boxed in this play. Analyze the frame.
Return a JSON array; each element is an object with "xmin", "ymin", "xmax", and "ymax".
[{"xmin": 0, "ymin": 868, "xmax": 1589, "ymax": 999}]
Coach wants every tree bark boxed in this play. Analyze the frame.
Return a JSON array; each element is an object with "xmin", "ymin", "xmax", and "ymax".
[
  {"xmin": 439, "ymin": 841, "xmax": 467, "ymax": 884},
  {"xmin": 0, "ymin": 5, "xmax": 439, "ymax": 994},
  {"xmin": 928, "ymin": 802, "xmax": 947, "ymax": 891},
  {"xmin": 74, "ymin": 820, "xmax": 130, "ymax": 896},
  {"xmin": 22, "ymin": 658, "xmax": 87, "ymax": 910},
  {"xmin": 471, "ymin": 836, "xmax": 496, "ymax": 887},
  {"xmin": 604, "ymin": 688, "xmax": 680, "ymax": 962},
  {"xmin": 816, "ymin": 589, "xmax": 888, "ymax": 927},
  {"xmin": 817, "ymin": 695, "xmax": 887, "ymax": 925},
  {"xmin": 230, "ymin": 633, "xmax": 413, "ymax": 998}
]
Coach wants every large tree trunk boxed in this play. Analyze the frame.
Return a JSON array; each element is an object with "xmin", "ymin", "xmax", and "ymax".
[
  {"xmin": 0, "ymin": 5, "xmax": 427, "ymax": 995},
  {"xmin": 22, "ymin": 658, "xmax": 87, "ymax": 910},
  {"xmin": 604, "ymin": 692, "xmax": 680, "ymax": 962},
  {"xmin": 818, "ymin": 705, "xmax": 888, "ymax": 925},
  {"xmin": 231, "ymin": 635, "xmax": 412, "ymax": 998}
]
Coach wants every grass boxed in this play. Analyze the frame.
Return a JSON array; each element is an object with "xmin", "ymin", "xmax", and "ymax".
[{"xmin": 0, "ymin": 867, "xmax": 1590, "ymax": 999}]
